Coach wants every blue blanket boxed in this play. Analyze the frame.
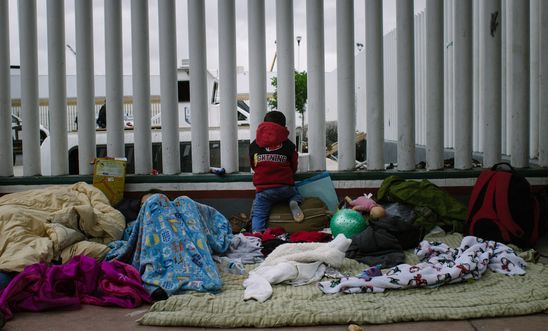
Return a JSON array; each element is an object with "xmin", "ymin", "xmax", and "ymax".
[{"xmin": 106, "ymin": 194, "xmax": 232, "ymax": 296}]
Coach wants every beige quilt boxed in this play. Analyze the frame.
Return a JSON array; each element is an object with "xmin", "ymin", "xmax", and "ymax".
[
  {"xmin": 0, "ymin": 182, "xmax": 125, "ymax": 272},
  {"xmin": 139, "ymin": 233, "xmax": 548, "ymax": 328}
]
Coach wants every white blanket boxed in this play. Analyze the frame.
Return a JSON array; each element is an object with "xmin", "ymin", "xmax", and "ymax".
[
  {"xmin": 243, "ymin": 234, "xmax": 351, "ymax": 302},
  {"xmin": 319, "ymin": 236, "xmax": 527, "ymax": 294}
]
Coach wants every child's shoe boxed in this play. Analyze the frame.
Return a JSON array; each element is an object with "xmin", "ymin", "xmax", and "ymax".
[{"xmin": 289, "ymin": 200, "xmax": 304, "ymax": 222}]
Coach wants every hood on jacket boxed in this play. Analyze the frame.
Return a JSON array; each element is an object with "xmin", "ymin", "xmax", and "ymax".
[{"xmin": 256, "ymin": 122, "xmax": 289, "ymax": 148}]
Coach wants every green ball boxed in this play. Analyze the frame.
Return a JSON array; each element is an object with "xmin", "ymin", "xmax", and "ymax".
[{"xmin": 330, "ymin": 209, "xmax": 367, "ymax": 238}]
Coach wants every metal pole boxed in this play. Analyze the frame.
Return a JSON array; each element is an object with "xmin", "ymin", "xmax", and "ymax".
[
  {"xmin": 307, "ymin": 0, "xmax": 326, "ymax": 171},
  {"xmin": 365, "ymin": 0, "xmax": 384, "ymax": 170},
  {"xmin": 276, "ymin": 0, "xmax": 296, "ymax": 142},
  {"xmin": 336, "ymin": 0, "xmax": 356, "ymax": 170},
  {"xmin": 296, "ymin": 36, "xmax": 302, "ymax": 71},
  {"xmin": 472, "ymin": 0, "xmax": 480, "ymax": 152},
  {"xmin": 396, "ymin": 0, "xmax": 415, "ymax": 171},
  {"xmin": 454, "ymin": 0, "xmax": 473, "ymax": 169},
  {"xmin": 480, "ymin": 0, "xmax": 502, "ymax": 167},
  {"xmin": 158, "ymin": 0, "xmax": 180, "ymax": 174},
  {"xmin": 502, "ymin": 0, "xmax": 508, "ymax": 155},
  {"xmin": 131, "ymin": 0, "xmax": 152, "ymax": 174},
  {"xmin": 218, "ymin": 0, "xmax": 238, "ymax": 173},
  {"xmin": 425, "ymin": 0, "xmax": 444, "ymax": 170},
  {"xmin": 188, "ymin": 0, "xmax": 210, "ymax": 173},
  {"xmin": 509, "ymin": 0, "xmax": 530, "ymax": 167},
  {"xmin": 47, "ymin": 0, "xmax": 68, "ymax": 176},
  {"xmin": 18, "ymin": 0, "xmax": 41, "ymax": 176},
  {"xmin": 539, "ymin": 0, "xmax": 548, "ymax": 166},
  {"xmin": 530, "ymin": 0, "xmax": 540, "ymax": 159},
  {"xmin": 0, "ymin": 0, "xmax": 13, "ymax": 176},
  {"xmin": 247, "ymin": 0, "xmax": 267, "ymax": 142},
  {"xmin": 105, "ymin": 0, "xmax": 125, "ymax": 158},
  {"xmin": 75, "ymin": 0, "xmax": 96, "ymax": 175}
]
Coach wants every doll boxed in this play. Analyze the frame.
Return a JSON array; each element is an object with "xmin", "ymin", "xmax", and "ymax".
[{"xmin": 345, "ymin": 193, "xmax": 385, "ymax": 219}]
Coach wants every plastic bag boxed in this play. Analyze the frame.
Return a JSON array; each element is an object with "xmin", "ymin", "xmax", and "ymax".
[{"xmin": 296, "ymin": 172, "xmax": 338, "ymax": 213}]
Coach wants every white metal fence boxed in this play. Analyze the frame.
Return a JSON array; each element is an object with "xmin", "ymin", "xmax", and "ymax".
[{"xmin": 1, "ymin": 0, "xmax": 547, "ymax": 177}]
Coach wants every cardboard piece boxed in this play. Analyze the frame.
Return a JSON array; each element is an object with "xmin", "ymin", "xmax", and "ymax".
[{"xmin": 92, "ymin": 157, "xmax": 127, "ymax": 205}]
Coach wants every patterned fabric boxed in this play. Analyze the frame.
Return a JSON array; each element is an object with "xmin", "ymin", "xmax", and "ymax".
[
  {"xmin": 138, "ymin": 233, "xmax": 548, "ymax": 328},
  {"xmin": 319, "ymin": 236, "xmax": 526, "ymax": 294},
  {"xmin": 106, "ymin": 194, "xmax": 233, "ymax": 296}
]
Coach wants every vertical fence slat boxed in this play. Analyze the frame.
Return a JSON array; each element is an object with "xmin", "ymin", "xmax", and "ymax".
[
  {"xmin": 426, "ymin": 0, "xmax": 444, "ymax": 170},
  {"xmin": 539, "ymin": 0, "xmax": 548, "ymax": 166},
  {"xmin": 188, "ymin": 0, "xmax": 210, "ymax": 173},
  {"xmin": 105, "ymin": 0, "xmax": 125, "ymax": 158},
  {"xmin": 508, "ymin": 0, "xmax": 530, "ymax": 167},
  {"xmin": 472, "ymin": 0, "xmax": 480, "ymax": 152},
  {"xmin": 336, "ymin": 0, "xmax": 356, "ymax": 170},
  {"xmin": 0, "ymin": 0, "xmax": 13, "ymax": 176},
  {"xmin": 530, "ymin": 0, "xmax": 540, "ymax": 159},
  {"xmin": 276, "ymin": 0, "xmax": 296, "ymax": 143},
  {"xmin": 396, "ymin": 0, "xmax": 415, "ymax": 170},
  {"xmin": 365, "ymin": 0, "xmax": 384, "ymax": 170},
  {"xmin": 480, "ymin": 0, "xmax": 502, "ymax": 167},
  {"xmin": 75, "ymin": 0, "xmax": 96, "ymax": 175},
  {"xmin": 18, "ymin": 0, "xmax": 41, "ymax": 176},
  {"xmin": 158, "ymin": 0, "xmax": 180, "ymax": 174},
  {"xmin": 47, "ymin": 0, "xmax": 68, "ymax": 175},
  {"xmin": 307, "ymin": 0, "xmax": 326, "ymax": 171},
  {"xmin": 454, "ymin": 0, "xmax": 473, "ymax": 169},
  {"xmin": 248, "ymin": 0, "xmax": 267, "ymax": 142},
  {"xmin": 501, "ymin": 0, "xmax": 508, "ymax": 155},
  {"xmin": 131, "ymin": 0, "xmax": 152, "ymax": 174},
  {"xmin": 218, "ymin": 0, "xmax": 238, "ymax": 173}
]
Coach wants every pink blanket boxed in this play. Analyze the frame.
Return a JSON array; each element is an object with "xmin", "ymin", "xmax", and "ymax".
[{"xmin": 0, "ymin": 256, "xmax": 151, "ymax": 320}]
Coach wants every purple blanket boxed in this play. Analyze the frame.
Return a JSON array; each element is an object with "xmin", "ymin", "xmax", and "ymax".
[{"xmin": 0, "ymin": 255, "xmax": 151, "ymax": 320}]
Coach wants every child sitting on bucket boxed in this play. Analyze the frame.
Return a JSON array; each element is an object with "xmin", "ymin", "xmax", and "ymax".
[{"xmin": 249, "ymin": 111, "xmax": 304, "ymax": 232}]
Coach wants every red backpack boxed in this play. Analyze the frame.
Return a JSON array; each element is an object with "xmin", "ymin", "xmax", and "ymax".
[{"xmin": 466, "ymin": 163, "xmax": 542, "ymax": 248}]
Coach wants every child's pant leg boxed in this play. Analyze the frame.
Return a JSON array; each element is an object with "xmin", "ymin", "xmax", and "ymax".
[
  {"xmin": 287, "ymin": 186, "xmax": 303, "ymax": 204},
  {"xmin": 251, "ymin": 186, "xmax": 302, "ymax": 232},
  {"xmin": 251, "ymin": 191, "xmax": 273, "ymax": 232}
]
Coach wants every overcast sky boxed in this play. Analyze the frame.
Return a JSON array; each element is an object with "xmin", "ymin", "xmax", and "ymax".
[{"xmin": 7, "ymin": 0, "xmax": 425, "ymax": 76}]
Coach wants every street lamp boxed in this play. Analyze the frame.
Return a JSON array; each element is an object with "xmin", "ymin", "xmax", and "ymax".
[{"xmin": 296, "ymin": 36, "xmax": 302, "ymax": 71}]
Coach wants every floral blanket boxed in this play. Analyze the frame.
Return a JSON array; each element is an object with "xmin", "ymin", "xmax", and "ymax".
[{"xmin": 319, "ymin": 236, "xmax": 527, "ymax": 294}]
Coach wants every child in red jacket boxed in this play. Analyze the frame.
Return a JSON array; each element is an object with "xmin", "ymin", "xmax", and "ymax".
[{"xmin": 249, "ymin": 111, "xmax": 303, "ymax": 232}]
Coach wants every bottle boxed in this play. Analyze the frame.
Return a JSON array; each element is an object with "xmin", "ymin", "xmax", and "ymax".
[
  {"xmin": 209, "ymin": 167, "xmax": 226, "ymax": 176},
  {"xmin": 214, "ymin": 256, "xmax": 245, "ymax": 275}
]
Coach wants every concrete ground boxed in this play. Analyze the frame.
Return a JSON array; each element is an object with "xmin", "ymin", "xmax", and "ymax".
[
  {"xmin": 3, "ymin": 225, "xmax": 548, "ymax": 331},
  {"xmin": 3, "ymin": 304, "xmax": 548, "ymax": 331}
]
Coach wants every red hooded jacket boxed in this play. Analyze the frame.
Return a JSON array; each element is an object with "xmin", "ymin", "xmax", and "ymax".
[{"xmin": 249, "ymin": 122, "xmax": 298, "ymax": 192}]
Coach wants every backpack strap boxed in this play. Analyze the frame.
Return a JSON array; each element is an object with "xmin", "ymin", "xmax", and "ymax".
[
  {"xmin": 468, "ymin": 171, "xmax": 505, "ymax": 239},
  {"xmin": 467, "ymin": 170, "xmax": 497, "ymax": 220},
  {"xmin": 494, "ymin": 172, "xmax": 525, "ymax": 239},
  {"xmin": 529, "ymin": 197, "xmax": 540, "ymax": 246}
]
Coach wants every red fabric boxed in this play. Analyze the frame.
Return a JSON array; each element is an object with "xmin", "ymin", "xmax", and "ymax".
[
  {"xmin": 256, "ymin": 122, "xmax": 289, "ymax": 149},
  {"xmin": 244, "ymin": 226, "xmax": 286, "ymax": 242},
  {"xmin": 250, "ymin": 122, "xmax": 298, "ymax": 192},
  {"xmin": 289, "ymin": 231, "xmax": 332, "ymax": 243}
]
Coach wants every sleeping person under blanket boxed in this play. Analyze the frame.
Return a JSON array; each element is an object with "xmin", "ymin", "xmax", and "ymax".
[{"xmin": 106, "ymin": 192, "xmax": 233, "ymax": 300}]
